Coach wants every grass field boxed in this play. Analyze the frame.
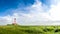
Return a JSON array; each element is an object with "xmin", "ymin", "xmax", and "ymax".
[{"xmin": 0, "ymin": 24, "xmax": 60, "ymax": 34}]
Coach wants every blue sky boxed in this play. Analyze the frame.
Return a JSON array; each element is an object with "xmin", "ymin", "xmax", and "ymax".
[
  {"xmin": 0, "ymin": 0, "xmax": 51, "ymax": 16},
  {"xmin": 0, "ymin": 0, "xmax": 34, "ymax": 16},
  {"xmin": 0, "ymin": 0, "xmax": 60, "ymax": 25}
]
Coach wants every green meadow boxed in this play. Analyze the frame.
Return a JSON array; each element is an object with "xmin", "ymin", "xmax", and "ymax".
[{"xmin": 0, "ymin": 24, "xmax": 60, "ymax": 34}]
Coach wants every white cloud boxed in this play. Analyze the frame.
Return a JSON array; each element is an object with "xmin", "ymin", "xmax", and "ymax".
[
  {"xmin": 0, "ymin": 15, "xmax": 12, "ymax": 25},
  {"xmin": 49, "ymin": 2, "xmax": 60, "ymax": 21},
  {"xmin": 0, "ymin": 0, "xmax": 60, "ymax": 25}
]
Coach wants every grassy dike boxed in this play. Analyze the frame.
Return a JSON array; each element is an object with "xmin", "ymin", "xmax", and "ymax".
[{"xmin": 0, "ymin": 24, "xmax": 60, "ymax": 34}]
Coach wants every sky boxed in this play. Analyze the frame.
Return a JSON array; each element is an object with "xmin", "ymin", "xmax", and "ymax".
[{"xmin": 0, "ymin": 0, "xmax": 60, "ymax": 25}]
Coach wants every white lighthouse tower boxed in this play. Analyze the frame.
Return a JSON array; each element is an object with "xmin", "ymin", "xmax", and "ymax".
[{"xmin": 12, "ymin": 18, "xmax": 17, "ymax": 25}]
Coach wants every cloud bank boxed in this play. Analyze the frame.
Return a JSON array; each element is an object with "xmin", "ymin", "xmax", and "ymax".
[{"xmin": 0, "ymin": 0, "xmax": 60, "ymax": 25}]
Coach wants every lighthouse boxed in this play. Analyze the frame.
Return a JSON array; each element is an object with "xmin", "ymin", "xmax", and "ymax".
[{"xmin": 12, "ymin": 18, "xmax": 17, "ymax": 25}]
